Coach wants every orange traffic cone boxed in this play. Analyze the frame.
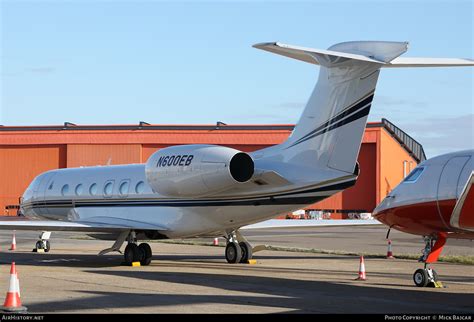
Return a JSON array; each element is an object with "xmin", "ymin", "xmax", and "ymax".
[
  {"xmin": 355, "ymin": 256, "xmax": 367, "ymax": 280},
  {"xmin": 386, "ymin": 239, "xmax": 395, "ymax": 259},
  {"xmin": 2, "ymin": 262, "xmax": 27, "ymax": 312},
  {"xmin": 9, "ymin": 231, "xmax": 16, "ymax": 251},
  {"xmin": 213, "ymin": 238, "xmax": 219, "ymax": 246}
]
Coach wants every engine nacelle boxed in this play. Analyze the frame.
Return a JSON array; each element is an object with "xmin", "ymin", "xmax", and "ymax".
[{"xmin": 145, "ymin": 144, "xmax": 254, "ymax": 197}]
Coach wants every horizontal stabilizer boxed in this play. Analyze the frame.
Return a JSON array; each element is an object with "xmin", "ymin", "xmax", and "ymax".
[
  {"xmin": 384, "ymin": 57, "xmax": 474, "ymax": 68},
  {"xmin": 253, "ymin": 42, "xmax": 388, "ymax": 65},
  {"xmin": 254, "ymin": 41, "xmax": 474, "ymax": 68}
]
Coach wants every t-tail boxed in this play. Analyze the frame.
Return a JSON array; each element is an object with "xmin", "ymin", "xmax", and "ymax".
[{"xmin": 253, "ymin": 41, "xmax": 473, "ymax": 175}]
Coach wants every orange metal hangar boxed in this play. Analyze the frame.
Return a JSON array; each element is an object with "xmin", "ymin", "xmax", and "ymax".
[{"xmin": 0, "ymin": 120, "xmax": 424, "ymax": 217}]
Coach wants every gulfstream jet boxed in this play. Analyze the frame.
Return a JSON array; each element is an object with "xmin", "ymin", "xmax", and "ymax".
[{"xmin": 1, "ymin": 41, "xmax": 472, "ymax": 265}]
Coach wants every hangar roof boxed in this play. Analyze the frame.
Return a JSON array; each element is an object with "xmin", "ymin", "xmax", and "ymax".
[{"xmin": 0, "ymin": 119, "xmax": 425, "ymax": 162}]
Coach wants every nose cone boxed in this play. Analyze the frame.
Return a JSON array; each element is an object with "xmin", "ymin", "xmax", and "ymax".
[
  {"xmin": 372, "ymin": 195, "xmax": 393, "ymax": 226},
  {"xmin": 373, "ymin": 198, "xmax": 388, "ymax": 216}
]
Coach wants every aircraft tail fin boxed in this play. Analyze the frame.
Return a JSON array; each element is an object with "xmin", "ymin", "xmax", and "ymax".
[{"xmin": 253, "ymin": 41, "xmax": 473, "ymax": 175}]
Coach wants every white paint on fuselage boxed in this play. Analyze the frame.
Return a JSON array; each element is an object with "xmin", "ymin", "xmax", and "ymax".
[{"xmin": 21, "ymin": 164, "xmax": 339, "ymax": 238}]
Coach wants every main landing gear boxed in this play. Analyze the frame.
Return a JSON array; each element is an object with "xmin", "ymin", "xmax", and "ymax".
[
  {"xmin": 33, "ymin": 231, "xmax": 51, "ymax": 253},
  {"xmin": 413, "ymin": 233, "xmax": 446, "ymax": 288},
  {"xmin": 123, "ymin": 231, "xmax": 153, "ymax": 266},
  {"xmin": 224, "ymin": 230, "xmax": 253, "ymax": 264}
]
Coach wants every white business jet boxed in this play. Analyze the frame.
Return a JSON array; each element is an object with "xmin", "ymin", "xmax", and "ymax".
[{"xmin": 2, "ymin": 41, "xmax": 472, "ymax": 266}]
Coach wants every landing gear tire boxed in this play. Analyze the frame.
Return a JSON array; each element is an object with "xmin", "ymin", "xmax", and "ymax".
[
  {"xmin": 34, "ymin": 240, "xmax": 50, "ymax": 252},
  {"xmin": 44, "ymin": 240, "xmax": 51, "ymax": 252},
  {"xmin": 413, "ymin": 268, "xmax": 429, "ymax": 287},
  {"xmin": 225, "ymin": 242, "xmax": 242, "ymax": 264},
  {"xmin": 239, "ymin": 241, "xmax": 252, "ymax": 263},
  {"xmin": 138, "ymin": 243, "xmax": 152, "ymax": 266},
  {"xmin": 124, "ymin": 243, "xmax": 140, "ymax": 265}
]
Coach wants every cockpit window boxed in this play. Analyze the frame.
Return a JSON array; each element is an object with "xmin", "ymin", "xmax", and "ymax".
[{"xmin": 404, "ymin": 167, "xmax": 424, "ymax": 183}]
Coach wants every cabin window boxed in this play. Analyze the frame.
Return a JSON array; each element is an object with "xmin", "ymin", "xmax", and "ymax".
[
  {"xmin": 75, "ymin": 184, "xmax": 83, "ymax": 196},
  {"xmin": 61, "ymin": 184, "xmax": 69, "ymax": 196},
  {"xmin": 404, "ymin": 167, "xmax": 424, "ymax": 183},
  {"xmin": 119, "ymin": 180, "xmax": 130, "ymax": 195},
  {"xmin": 89, "ymin": 183, "xmax": 98, "ymax": 195},
  {"xmin": 104, "ymin": 181, "xmax": 114, "ymax": 196},
  {"xmin": 135, "ymin": 181, "xmax": 145, "ymax": 194}
]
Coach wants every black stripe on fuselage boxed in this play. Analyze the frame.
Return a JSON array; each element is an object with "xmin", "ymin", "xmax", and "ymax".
[
  {"xmin": 287, "ymin": 92, "xmax": 374, "ymax": 148},
  {"xmin": 24, "ymin": 180, "xmax": 356, "ymax": 209}
]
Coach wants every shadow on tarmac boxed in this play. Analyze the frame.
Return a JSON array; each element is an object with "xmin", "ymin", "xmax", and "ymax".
[
  {"xmin": 24, "ymin": 269, "xmax": 474, "ymax": 314},
  {"xmin": 0, "ymin": 251, "xmax": 473, "ymax": 313}
]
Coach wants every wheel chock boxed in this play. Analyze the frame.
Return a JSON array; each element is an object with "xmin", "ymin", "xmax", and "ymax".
[
  {"xmin": 33, "ymin": 248, "xmax": 45, "ymax": 253},
  {"xmin": 427, "ymin": 281, "xmax": 444, "ymax": 288},
  {"xmin": 247, "ymin": 259, "xmax": 257, "ymax": 265},
  {"xmin": 131, "ymin": 262, "xmax": 141, "ymax": 267}
]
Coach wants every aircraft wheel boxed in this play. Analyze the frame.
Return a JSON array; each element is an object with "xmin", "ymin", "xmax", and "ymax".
[
  {"xmin": 225, "ymin": 242, "xmax": 242, "ymax": 264},
  {"xmin": 35, "ymin": 241, "xmax": 43, "ymax": 250},
  {"xmin": 138, "ymin": 243, "xmax": 152, "ymax": 266},
  {"xmin": 239, "ymin": 241, "xmax": 252, "ymax": 263},
  {"xmin": 44, "ymin": 240, "xmax": 51, "ymax": 252},
  {"xmin": 124, "ymin": 243, "xmax": 140, "ymax": 265},
  {"xmin": 413, "ymin": 268, "xmax": 429, "ymax": 287}
]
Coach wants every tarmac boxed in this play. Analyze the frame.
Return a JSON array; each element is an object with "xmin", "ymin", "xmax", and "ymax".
[{"xmin": 0, "ymin": 227, "xmax": 472, "ymax": 314}]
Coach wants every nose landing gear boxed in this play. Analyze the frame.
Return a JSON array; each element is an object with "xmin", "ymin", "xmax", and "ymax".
[
  {"xmin": 33, "ymin": 231, "xmax": 51, "ymax": 253},
  {"xmin": 413, "ymin": 233, "xmax": 446, "ymax": 288}
]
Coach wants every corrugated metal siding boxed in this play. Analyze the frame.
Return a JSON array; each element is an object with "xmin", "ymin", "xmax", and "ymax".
[
  {"xmin": 0, "ymin": 145, "xmax": 66, "ymax": 215},
  {"xmin": 341, "ymin": 143, "xmax": 377, "ymax": 211},
  {"xmin": 379, "ymin": 129, "xmax": 418, "ymax": 203},
  {"xmin": 67, "ymin": 144, "xmax": 142, "ymax": 167},
  {"xmin": 142, "ymin": 144, "xmax": 170, "ymax": 163},
  {"xmin": 0, "ymin": 123, "xmax": 421, "ymax": 217}
]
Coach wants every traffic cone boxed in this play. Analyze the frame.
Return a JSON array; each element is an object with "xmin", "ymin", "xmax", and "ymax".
[
  {"xmin": 9, "ymin": 231, "xmax": 16, "ymax": 251},
  {"xmin": 213, "ymin": 238, "xmax": 219, "ymax": 246},
  {"xmin": 16, "ymin": 271, "xmax": 20, "ymax": 298},
  {"xmin": 386, "ymin": 239, "xmax": 395, "ymax": 259},
  {"xmin": 355, "ymin": 256, "xmax": 367, "ymax": 280},
  {"xmin": 1, "ymin": 262, "xmax": 27, "ymax": 312}
]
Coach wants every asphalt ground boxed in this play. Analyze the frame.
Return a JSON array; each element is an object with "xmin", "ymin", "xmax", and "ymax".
[{"xmin": 0, "ymin": 227, "xmax": 471, "ymax": 314}]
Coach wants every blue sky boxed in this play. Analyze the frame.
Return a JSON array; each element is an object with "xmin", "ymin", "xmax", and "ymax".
[{"xmin": 1, "ymin": 0, "xmax": 472, "ymax": 157}]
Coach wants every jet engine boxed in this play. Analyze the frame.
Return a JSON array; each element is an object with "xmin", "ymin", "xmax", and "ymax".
[{"xmin": 145, "ymin": 144, "xmax": 254, "ymax": 197}]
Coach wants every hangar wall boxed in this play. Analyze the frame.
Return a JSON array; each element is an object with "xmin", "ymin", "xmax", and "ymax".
[
  {"xmin": 0, "ymin": 121, "xmax": 423, "ymax": 217},
  {"xmin": 0, "ymin": 145, "xmax": 67, "ymax": 213}
]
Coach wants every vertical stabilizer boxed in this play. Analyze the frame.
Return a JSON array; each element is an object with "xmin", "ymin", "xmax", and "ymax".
[{"xmin": 253, "ymin": 41, "xmax": 408, "ymax": 174}]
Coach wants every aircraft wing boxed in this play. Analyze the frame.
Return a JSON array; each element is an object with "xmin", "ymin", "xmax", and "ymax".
[
  {"xmin": 242, "ymin": 219, "xmax": 381, "ymax": 230},
  {"xmin": 0, "ymin": 216, "xmax": 168, "ymax": 232}
]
